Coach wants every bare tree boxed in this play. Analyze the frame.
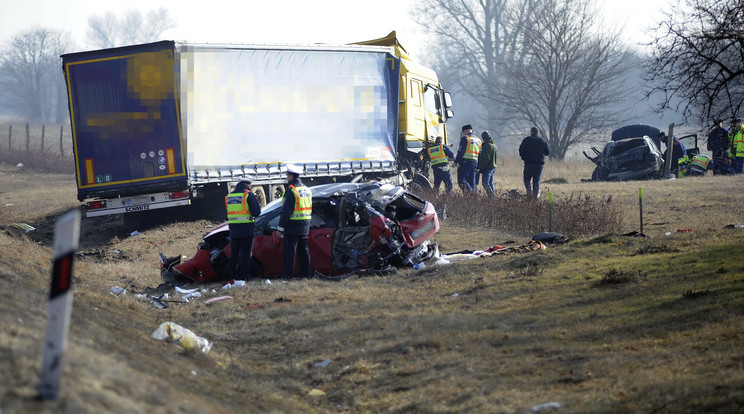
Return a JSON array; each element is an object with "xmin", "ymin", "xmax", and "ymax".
[
  {"xmin": 87, "ymin": 8, "xmax": 176, "ymax": 49},
  {"xmin": 646, "ymin": 0, "xmax": 744, "ymax": 123},
  {"xmin": 496, "ymin": 0, "xmax": 633, "ymax": 158},
  {"xmin": 413, "ymin": 0, "xmax": 634, "ymax": 159},
  {"xmin": 0, "ymin": 27, "xmax": 75, "ymax": 122}
]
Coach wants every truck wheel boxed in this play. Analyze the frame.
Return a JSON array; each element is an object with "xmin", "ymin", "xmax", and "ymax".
[
  {"xmin": 408, "ymin": 174, "xmax": 432, "ymax": 195},
  {"xmin": 254, "ymin": 185, "xmax": 267, "ymax": 206}
]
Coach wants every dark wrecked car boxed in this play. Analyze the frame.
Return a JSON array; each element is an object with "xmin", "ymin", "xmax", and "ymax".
[
  {"xmin": 584, "ymin": 125, "xmax": 665, "ymax": 182},
  {"xmin": 160, "ymin": 182, "xmax": 440, "ymax": 283}
]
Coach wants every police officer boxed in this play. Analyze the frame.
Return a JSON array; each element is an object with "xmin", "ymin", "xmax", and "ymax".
[
  {"xmin": 225, "ymin": 177, "xmax": 261, "ymax": 281},
  {"xmin": 277, "ymin": 164, "xmax": 312, "ymax": 281},
  {"xmin": 427, "ymin": 136, "xmax": 455, "ymax": 194},
  {"xmin": 454, "ymin": 124, "xmax": 481, "ymax": 193}
]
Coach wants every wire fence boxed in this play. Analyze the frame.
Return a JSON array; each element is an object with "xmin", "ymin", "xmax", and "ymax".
[{"xmin": 2, "ymin": 122, "xmax": 74, "ymax": 159}]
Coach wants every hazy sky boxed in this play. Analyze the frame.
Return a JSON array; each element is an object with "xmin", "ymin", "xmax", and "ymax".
[{"xmin": 0, "ymin": 0, "xmax": 674, "ymax": 58}]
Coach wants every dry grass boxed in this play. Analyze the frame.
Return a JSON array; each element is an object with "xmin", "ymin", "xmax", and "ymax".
[{"xmin": 1, "ymin": 156, "xmax": 744, "ymax": 413}]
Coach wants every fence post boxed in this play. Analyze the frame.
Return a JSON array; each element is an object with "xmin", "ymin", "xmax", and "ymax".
[
  {"xmin": 7, "ymin": 124, "xmax": 11, "ymax": 152},
  {"xmin": 41, "ymin": 125, "xmax": 46, "ymax": 154},
  {"xmin": 59, "ymin": 125, "xmax": 64, "ymax": 157},
  {"xmin": 26, "ymin": 123, "xmax": 30, "ymax": 153}
]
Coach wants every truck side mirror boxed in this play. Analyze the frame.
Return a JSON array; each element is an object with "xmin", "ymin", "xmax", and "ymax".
[
  {"xmin": 446, "ymin": 109, "xmax": 454, "ymax": 119},
  {"xmin": 444, "ymin": 92, "xmax": 453, "ymax": 108}
]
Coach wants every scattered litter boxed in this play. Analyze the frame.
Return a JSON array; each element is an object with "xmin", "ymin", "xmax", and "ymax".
[
  {"xmin": 531, "ymin": 402, "xmax": 561, "ymax": 412},
  {"xmin": 130, "ymin": 230, "xmax": 141, "ymax": 236},
  {"xmin": 16, "ymin": 163, "xmax": 23, "ymax": 167},
  {"xmin": 676, "ymin": 228, "xmax": 693, "ymax": 233},
  {"xmin": 110, "ymin": 286, "xmax": 126, "ymax": 296},
  {"xmin": 181, "ymin": 291, "xmax": 201, "ymax": 302},
  {"xmin": 725, "ymin": 224, "xmax": 744, "ymax": 229},
  {"xmin": 222, "ymin": 280, "xmax": 246, "ymax": 289},
  {"xmin": 313, "ymin": 359, "xmax": 331, "ymax": 368},
  {"xmin": 151, "ymin": 322, "xmax": 212, "ymax": 353},
  {"xmin": 308, "ymin": 389, "xmax": 326, "ymax": 396},
  {"xmin": 176, "ymin": 287, "xmax": 198, "ymax": 295},
  {"xmin": 205, "ymin": 295, "xmax": 233, "ymax": 305},
  {"xmin": 412, "ymin": 262, "xmax": 426, "ymax": 270},
  {"xmin": 264, "ymin": 279, "xmax": 272, "ymax": 285},
  {"xmin": 665, "ymin": 232, "xmax": 672, "ymax": 236},
  {"xmin": 450, "ymin": 292, "xmax": 460, "ymax": 297},
  {"xmin": 114, "ymin": 250, "xmax": 120, "ymax": 253},
  {"xmin": 9, "ymin": 223, "xmax": 35, "ymax": 233},
  {"xmin": 5, "ymin": 203, "xmax": 13, "ymax": 207}
]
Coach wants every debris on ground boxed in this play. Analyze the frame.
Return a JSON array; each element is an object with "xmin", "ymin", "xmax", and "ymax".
[
  {"xmin": 440, "ymin": 240, "xmax": 546, "ymax": 262},
  {"xmin": 9, "ymin": 223, "xmax": 35, "ymax": 233},
  {"xmin": 151, "ymin": 322, "xmax": 212, "ymax": 353},
  {"xmin": 205, "ymin": 295, "xmax": 233, "ymax": 305}
]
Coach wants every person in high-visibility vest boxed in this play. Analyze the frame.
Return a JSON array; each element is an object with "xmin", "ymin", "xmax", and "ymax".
[
  {"xmin": 426, "ymin": 136, "xmax": 455, "ymax": 194},
  {"xmin": 728, "ymin": 118, "xmax": 744, "ymax": 174},
  {"xmin": 690, "ymin": 153, "xmax": 713, "ymax": 175},
  {"xmin": 454, "ymin": 124, "xmax": 481, "ymax": 193},
  {"xmin": 277, "ymin": 164, "xmax": 312, "ymax": 281},
  {"xmin": 225, "ymin": 177, "xmax": 261, "ymax": 280},
  {"xmin": 519, "ymin": 126, "xmax": 550, "ymax": 198}
]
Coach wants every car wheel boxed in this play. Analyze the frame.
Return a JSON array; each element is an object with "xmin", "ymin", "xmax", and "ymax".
[{"xmin": 591, "ymin": 166, "xmax": 609, "ymax": 181}]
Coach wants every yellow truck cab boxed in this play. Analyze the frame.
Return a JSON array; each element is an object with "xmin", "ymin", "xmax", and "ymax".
[{"xmin": 354, "ymin": 32, "xmax": 454, "ymax": 179}]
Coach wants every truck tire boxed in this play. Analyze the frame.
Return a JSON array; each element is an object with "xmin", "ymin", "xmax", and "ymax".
[
  {"xmin": 253, "ymin": 185, "xmax": 267, "ymax": 207},
  {"xmin": 407, "ymin": 174, "xmax": 432, "ymax": 195}
]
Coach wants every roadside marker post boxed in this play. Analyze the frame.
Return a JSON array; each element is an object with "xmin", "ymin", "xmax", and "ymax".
[
  {"xmin": 639, "ymin": 188, "xmax": 643, "ymax": 235},
  {"xmin": 548, "ymin": 192, "xmax": 553, "ymax": 232},
  {"xmin": 38, "ymin": 208, "xmax": 81, "ymax": 400}
]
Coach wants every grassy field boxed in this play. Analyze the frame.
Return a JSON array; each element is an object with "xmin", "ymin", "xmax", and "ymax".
[{"xmin": 1, "ymin": 157, "xmax": 743, "ymax": 413}]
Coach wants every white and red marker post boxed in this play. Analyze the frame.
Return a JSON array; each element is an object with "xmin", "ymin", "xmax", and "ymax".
[{"xmin": 38, "ymin": 208, "xmax": 81, "ymax": 399}]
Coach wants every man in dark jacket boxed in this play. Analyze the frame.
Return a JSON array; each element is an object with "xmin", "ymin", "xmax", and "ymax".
[
  {"xmin": 477, "ymin": 130, "xmax": 498, "ymax": 197},
  {"xmin": 225, "ymin": 177, "xmax": 262, "ymax": 281},
  {"xmin": 519, "ymin": 126, "xmax": 550, "ymax": 198},
  {"xmin": 277, "ymin": 164, "xmax": 312, "ymax": 281},
  {"xmin": 707, "ymin": 119, "xmax": 728, "ymax": 157}
]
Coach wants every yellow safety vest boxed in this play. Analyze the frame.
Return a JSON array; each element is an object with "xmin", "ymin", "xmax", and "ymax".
[
  {"xmin": 285, "ymin": 184, "xmax": 312, "ymax": 221},
  {"xmin": 691, "ymin": 154, "xmax": 711, "ymax": 170},
  {"xmin": 729, "ymin": 126, "xmax": 744, "ymax": 157},
  {"xmin": 428, "ymin": 145, "xmax": 448, "ymax": 166},
  {"xmin": 463, "ymin": 136, "xmax": 481, "ymax": 161},
  {"xmin": 225, "ymin": 191, "xmax": 255, "ymax": 224}
]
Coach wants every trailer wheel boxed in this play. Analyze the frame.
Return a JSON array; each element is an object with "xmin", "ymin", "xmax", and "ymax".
[
  {"xmin": 253, "ymin": 185, "xmax": 267, "ymax": 206},
  {"xmin": 271, "ymin": 184, "xmax": 285, "ymax": 201}
]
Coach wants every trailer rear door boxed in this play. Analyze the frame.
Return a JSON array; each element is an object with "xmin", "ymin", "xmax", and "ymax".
[{"xmin": 62, "ymin": 41, "xmax": 187, "ymax": 201}]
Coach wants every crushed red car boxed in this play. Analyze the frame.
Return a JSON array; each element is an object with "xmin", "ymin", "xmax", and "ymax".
[{"xmin": 160, "ymin": 182, "xmax": 440, "ymax": 283}]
